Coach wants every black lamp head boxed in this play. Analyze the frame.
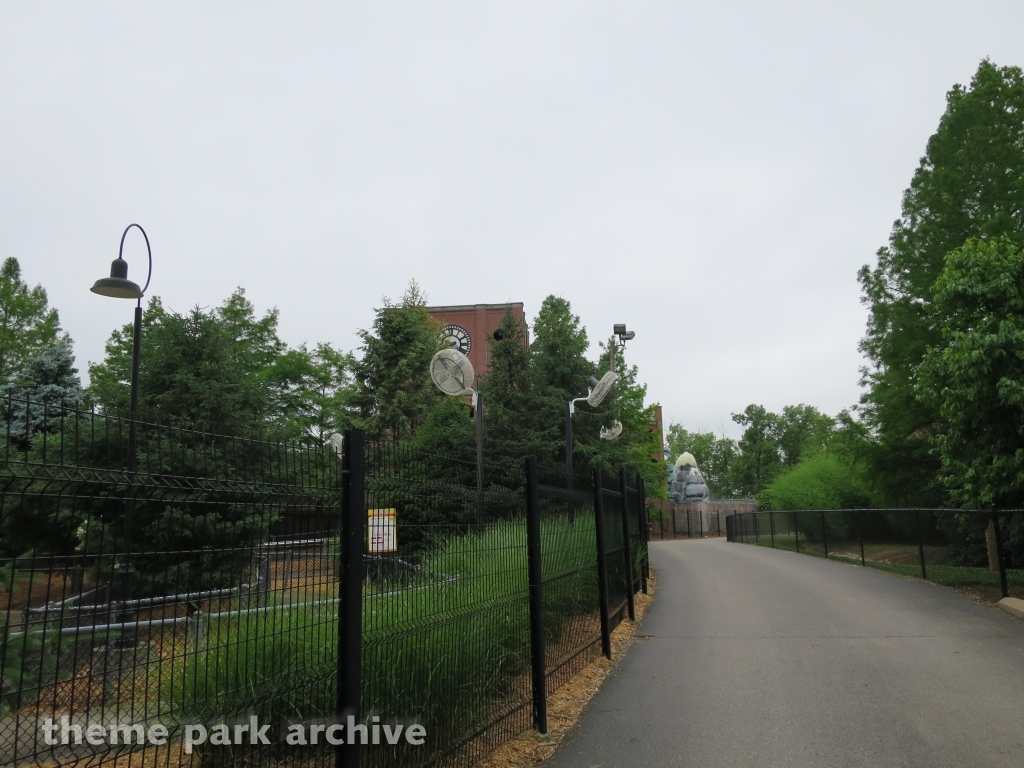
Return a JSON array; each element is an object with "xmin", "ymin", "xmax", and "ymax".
[
  {"xmin": 588, "ymin": 377, "xmax": 600, "ymax": 389},
  {"xmin": 91, "ymin": 257, "xmax": 143, "ymax": 299}
]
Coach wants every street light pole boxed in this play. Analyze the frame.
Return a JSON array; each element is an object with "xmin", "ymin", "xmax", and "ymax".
[
  {"xmin": 475, "ymin": 391, "xmax": 484, "ymax": 526},
  {"xmin": 91, "ymin": 224, "xmax": 152, "ymax": 647}
]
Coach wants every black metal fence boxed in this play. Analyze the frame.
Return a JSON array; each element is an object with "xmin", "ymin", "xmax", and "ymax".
[
  {"xmin": 727, "ymin": 509, "xmax": 1024, "ymax": 601},
  {"xmin": 0, "ymin": 397, "xmax": 649, "ymax": 768},
  {"xmin": 649, "ymin": 505, "xmax": 723, "ymax": 539}
]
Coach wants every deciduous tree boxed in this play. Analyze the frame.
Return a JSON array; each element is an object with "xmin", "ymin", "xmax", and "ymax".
[
  {"xmin": 857, "ymin": 60, "xmax": 1024, "ymax": 504},
  {"xmin": 0, "ymin": 257, "xmax": 65, "ymax": 384}
]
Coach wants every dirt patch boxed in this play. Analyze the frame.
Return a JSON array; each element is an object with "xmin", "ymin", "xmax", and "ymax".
[
  {"xmin": 36, "ymin": 741, "xmax": 194, "ymax": 768},
  {"xmin": 473, "ymin": 570, "xmax": 657, "ymax": 768}
]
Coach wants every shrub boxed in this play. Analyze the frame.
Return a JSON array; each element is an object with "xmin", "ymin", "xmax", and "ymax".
[{"xmin": 762, "ymin": 453, "xmax": 872, "ymax": 511}]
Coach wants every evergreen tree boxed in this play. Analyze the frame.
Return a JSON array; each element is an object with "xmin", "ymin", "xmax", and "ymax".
[
  {"xmin": 1, "ymin": 344, "xmax": 86, "ymax": 451},
  {"xmin": 352, "ymin": 281, "xmax": 444, "ymax": 442},
  {"xmin": 585, "ymin": 339, "xmax": 665, "ymax": 494},
  {"xmin": 87, "ymin": 289, "xmax": 311, "ymax": 435},
  {"xmin": 479, "ymin": 309, "xmax": 557, "ymax": 475},
  {"xmin": 857, "ymin": 60, "xmax": 1024, "ymax": 504},
  {"xmin": 89, "ymin": 298, "xmax": 272, "ymax": 434},
  {"xmin": 0, "ymin": 257, "xmax": 65, "ymax": 384},
  {"xmin": 530, "ymin": 296, "xmax": 595, "ymax": 473}
]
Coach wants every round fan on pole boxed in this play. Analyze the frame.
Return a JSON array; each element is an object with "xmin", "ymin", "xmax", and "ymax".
[
  {"xmin": 600, "ymin": 420, "xmax": 623, "ymax": 441},
  {"xmin": 430, "ymin": 348, "xmax": 476, "ymax": 396}
]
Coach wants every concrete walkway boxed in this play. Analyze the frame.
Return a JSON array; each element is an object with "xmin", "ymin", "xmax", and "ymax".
[{"xmin": 548, "ymin": 538, "xmax": 1024, "ymax": 768}]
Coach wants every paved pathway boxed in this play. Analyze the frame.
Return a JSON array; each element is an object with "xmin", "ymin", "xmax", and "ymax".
[{"xmin": 548, "ymin": 538, "xmax": 1024, "ymax": 768}]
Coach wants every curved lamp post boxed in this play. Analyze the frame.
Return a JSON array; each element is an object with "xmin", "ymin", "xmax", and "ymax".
[{"xmin": 91, "ymin": 223, "xmax": 152, "ymax": 646}]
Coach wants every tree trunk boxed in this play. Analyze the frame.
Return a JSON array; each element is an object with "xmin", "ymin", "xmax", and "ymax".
[{"xmin": 986, "ymin": 519, "xmax": 999, "ymax": 573}]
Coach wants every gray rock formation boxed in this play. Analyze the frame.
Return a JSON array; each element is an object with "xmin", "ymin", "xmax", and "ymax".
[{"xmin": 668, "ymin": 452, "xmax": 709, "ymax": 502}]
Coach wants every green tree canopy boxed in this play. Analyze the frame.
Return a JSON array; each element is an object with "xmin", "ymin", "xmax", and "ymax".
[
  {"xmin": 666, "ymin": 424, "xmax": 716, "ymax": 467},
  {"xmin": 529, "ymin": 296, "xmax": 596, "ymax": 472},
  {"xmin": 776, "ymin": 405, "xmax": 835, "ymax": 467},
  {"xmin": 731, "ymin": 404, "xmax": 782, "ymax": 495},
  {"xmin": 857, "ymin": 60, "xmax": 1024, "ymax": 504},
  {"xmin": 582, "ymin": 340, "xmax": 664, "ymax": 493},
  {"xmin": 917, "ymin": 237, "xmax": 1024, "ymax": 508},
  {"xmin": 480, "ymin": 309, "xmax": 557, "ymax": 475},
  {"xmin": 1, "ymin": 343, "xmax": 86, "ymax": 451},
  {"xmin": 0, "ymin": 257, "xmax": 66, "ymax": 384},
  {"xmin": 91, "ymin": 296, "xmax": 269, "ymax": 434},
  {"xmin": 530, "ymin": 296, "xmax": 593, "ymax": 401},
  {"xmin": 351, "ymin": 281, "xmax": 444, "ymax": 442}
]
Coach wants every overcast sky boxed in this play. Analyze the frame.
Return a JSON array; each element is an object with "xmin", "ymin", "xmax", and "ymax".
[{"xmin": 3, "ymin": 2, "xmax": 1023, "ymax": 438}]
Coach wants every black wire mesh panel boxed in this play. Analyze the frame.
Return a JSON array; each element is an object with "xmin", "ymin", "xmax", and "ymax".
[
  {"xmin": 1, "ymin": 394, "xmax": 655, "ymax": 768},
  {"xmin": 535, "ymin": 466, "xmax": 601, "ymax": 696},
  {"xmin": 729, "ymin": 507, "xmax": 1024, "ymax": 602},
  {"xmin": 360, "ymin": 441, "xmax": 530, "ymax": 768},
  {"xmin": 0, "ymin": 395, "xmax": 343, "ymax": 768},
  {"xmin": 595, "ymin": 473, "xmax": 628, "ymax": 634}
]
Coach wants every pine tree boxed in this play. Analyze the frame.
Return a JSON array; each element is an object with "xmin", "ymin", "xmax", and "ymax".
[
  {"xmin": 530, "ymin": 296, "xmax": 595, "ymax": 473},
  {"xmin": 587, "ymin": 340, "xmax": 664, "ymax": 493},
  {"xmin": 1, "ymin": 344, "xmax": 86, "ymax": 451},
  {"xmin": 480, "ymin": 309, "xmax": 557, "ymax": 475},
  {"xmin": 352, "ymin": 281, "xmax": 444, "ymax": 442}
]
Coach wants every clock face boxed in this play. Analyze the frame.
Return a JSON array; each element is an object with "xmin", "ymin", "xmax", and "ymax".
[{"xmin": 441, "ymin": 324, "xmax": 472, "ymax": 356}]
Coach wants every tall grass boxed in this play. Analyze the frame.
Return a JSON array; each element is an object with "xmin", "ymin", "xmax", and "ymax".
[{"xmin": 166, "ymin": 515, "xmax": 600, "ymax": 762}]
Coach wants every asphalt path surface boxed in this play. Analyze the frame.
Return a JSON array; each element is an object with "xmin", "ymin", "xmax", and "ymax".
[{"xmin": 548, "ymin": 538, "xmax": 1024, "ymax": 768}]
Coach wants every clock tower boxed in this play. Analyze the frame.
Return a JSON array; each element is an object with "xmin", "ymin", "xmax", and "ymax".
[{"xmin": 425, "ymin": 302, "xmax": 527, "ymax": 376}]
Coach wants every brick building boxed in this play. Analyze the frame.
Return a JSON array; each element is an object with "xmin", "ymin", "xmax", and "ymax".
[{"xmin": 426, "ymin": 303, "xmax": 527, "ymax": 377}]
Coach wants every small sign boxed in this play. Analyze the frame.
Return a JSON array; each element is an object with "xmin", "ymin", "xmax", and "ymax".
[{"xmin": 368, "ymin": 509, "xmax": 397, "ymax": 553}]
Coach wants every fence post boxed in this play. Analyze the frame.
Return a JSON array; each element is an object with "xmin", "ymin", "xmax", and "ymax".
[
  {"xmin": 592, "ymin": 468, "xmax": 613, "ymax": 660},
  {"xmin": 338, "ymin": 428, "xmax": 365, "ymax": 768},
  {"xmin": 991, "ymin": 512, "xmax": 1009, "ymax": 598},
  {"xmin": 717, "ymin": 509, "xmax": 722, "ymax": 537},
  {"xmin": 914, "ymin": 509, "xmax": 927, "ymax": 580},
  {"xmin": 820, "ymin": 511, "xmax": 828, "ymax": 558},
  {"xmin": 619, "ymin": 468, "xmax": 636, "ymax": 621},
  {"xmin": 858, "ymin": 512, "xmax": 866, "ymax": 566},
  {"xmin": 769, "ymin": 511, "xmax": 775, "ymax": 548},
  {"xmin": 524, "ymin": 457, "xmax": 548, "ymax": 734},
  {"xmin": 754, "ymin": 513, "xmax": 760, "ymax": 544},
  {"xmin": 794, "ymin": 512, "xmax": 800, "ymax": 553},
  {"xmin": 636, "ymin": 474, "xmax": 648, "ymax": 595}
]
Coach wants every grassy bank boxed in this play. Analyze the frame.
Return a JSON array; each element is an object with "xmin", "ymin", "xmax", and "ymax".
[{"xmin": 166, "ymin": 514, "xmax": 601, "ymax": 763}]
